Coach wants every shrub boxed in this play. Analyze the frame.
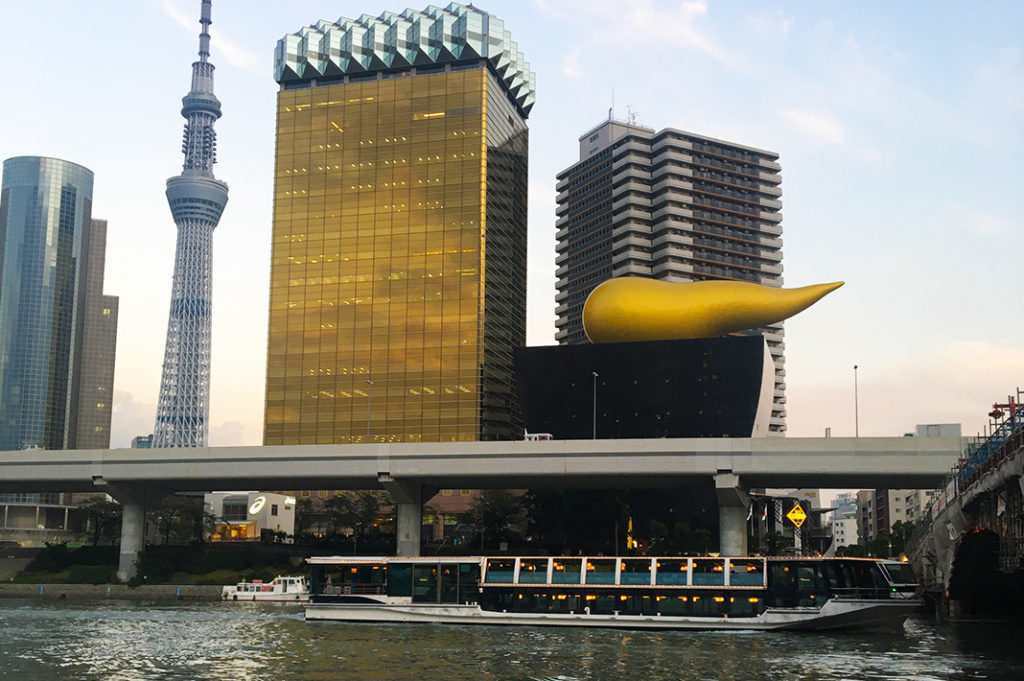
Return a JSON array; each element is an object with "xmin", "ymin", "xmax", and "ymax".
[{"xmin": 67, "ymin": 565, "xmax": 115, "ymax": 584}]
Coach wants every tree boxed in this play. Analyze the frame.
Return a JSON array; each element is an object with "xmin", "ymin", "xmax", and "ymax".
[
  {"xmin": 462, "ymin": 490, "xmax": 526, "ymax": 550},
  {"xmin": 324, "ymin": 491, "xmax": 381, "ymax": 552},
  {"xmin": 294, "ymin": 497, "xmax": 314, "ymax": 536},
  {"xmin": 148, "ymin": 496, "xmax": 206, "ymax": 545},
  {"xmin": 77, "ymin": 496, "xmax": 122, "ymax": 545},
  {"xmin": 889, "ymin": 520, "xmax": 915, "ymax": 557},
  {"xmin": 837, "ymin": 544, "xmax": 865, "ymax": 557},
  {"xmin": 867, "ymin": 532, "xmax": 892, "ymax": 558}
]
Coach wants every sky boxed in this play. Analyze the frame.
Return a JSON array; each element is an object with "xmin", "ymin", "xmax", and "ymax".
[{"xmin": 0, "ymin": 1, "xmax": 1021, "ymax": 450}]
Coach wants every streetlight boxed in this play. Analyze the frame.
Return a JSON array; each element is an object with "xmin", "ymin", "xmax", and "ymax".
[
  {"xmin": 366, "ymin": 379, "xmax": 373, "ymax": 442},
  {"xmin": 592, "ymin": 371, "xmax": 599, "ymax": 440},
  {"xmin": 853, "ymin": 365, "xmax": 859, "ymax": 437}
]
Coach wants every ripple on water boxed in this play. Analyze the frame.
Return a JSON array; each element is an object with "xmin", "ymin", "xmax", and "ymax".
[{"xmin": 2, "ymin": 604, "xmax": 1023, "ymax": 681}]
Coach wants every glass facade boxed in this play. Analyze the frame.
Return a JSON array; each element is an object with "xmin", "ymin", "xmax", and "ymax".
[
  {"xmin": 265, "ymin": 64, "xmax": 528, "ymax": 445},
  {"xmin": 0, "ymin": 157, "xmax": 94, "ymax": 451}
]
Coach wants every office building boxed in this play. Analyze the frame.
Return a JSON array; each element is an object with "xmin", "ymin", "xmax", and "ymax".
[
  {"xmin": 265, "ymin": 3, "xmax": 534, "ymax": 444},
  {"xmin": 554, "ymin": 118, "xmax": 787, "ymax": 432},
  {"xmin": 153, "ymin": 0, "xmax": 229, "ymax": 447},
  {"xmin": 0, "ymin": 157, "xmax": 118, "ymax": 543},
  {"xmin": 131, "ymin": 434, "xmax": 154, "ymax": 449},
  {"xmin": 75, "ymin": 219, "xmax": 119, "ymax": 449},
  {"xmin": 0, "ymin": 157, "xmax": 118, "ymax": 451}
]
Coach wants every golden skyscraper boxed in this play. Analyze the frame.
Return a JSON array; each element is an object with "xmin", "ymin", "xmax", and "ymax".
[{"xmin": 266, "ymin": 5, "xmax": 534, "ymax": 446}]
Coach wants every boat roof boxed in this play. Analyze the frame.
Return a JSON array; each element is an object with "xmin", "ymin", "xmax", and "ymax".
[
  {"xmin": 305, "ymin": 555, "xmax": 888, "ymax": 565},
  {"xmin": 306, "ymin": 555, "xmax": 483, "ymax": 565}
]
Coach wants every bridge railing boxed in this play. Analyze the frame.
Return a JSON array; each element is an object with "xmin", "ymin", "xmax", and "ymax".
[{"xmin": 956, "ymin": 406, "xmax": 1024, "ymax": 491}]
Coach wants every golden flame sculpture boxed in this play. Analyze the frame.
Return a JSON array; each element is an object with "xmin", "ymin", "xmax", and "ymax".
[{"xmin": 582, "ymin": 278, "xmax": 844, "ymax": 343}]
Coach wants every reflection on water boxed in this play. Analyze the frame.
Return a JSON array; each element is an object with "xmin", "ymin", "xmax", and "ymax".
[{"xmin": 0, "ymin": 600, "xmax": 1021, "ymax": 681}]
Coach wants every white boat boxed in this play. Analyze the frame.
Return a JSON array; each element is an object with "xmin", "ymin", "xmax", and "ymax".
[
  {"xmin": 222, "ymin": 575, "xmax": 310, "ymax": 602},
  {"xmin": 303, "ymin": 555, "xmax": 921, "ymax": 630}
]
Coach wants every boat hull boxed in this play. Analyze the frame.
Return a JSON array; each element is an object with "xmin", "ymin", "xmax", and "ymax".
[
  {"xmin": 305, "ymin": 598, "xmax": 921, "ymax": 631},
  {"xmin": 224, "ymin": 593, "xmax": 309, "ymax": 603}
]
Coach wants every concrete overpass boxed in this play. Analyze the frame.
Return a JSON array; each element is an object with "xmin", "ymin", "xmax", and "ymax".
[{"xmin": 0, "ymin": 436, "xmax": 965, "ymax": 579}]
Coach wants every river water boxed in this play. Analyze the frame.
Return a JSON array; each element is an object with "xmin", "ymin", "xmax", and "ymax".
[{"xmin": 0, "ymin": 600, "xmax": 1020, "ymax": 681}]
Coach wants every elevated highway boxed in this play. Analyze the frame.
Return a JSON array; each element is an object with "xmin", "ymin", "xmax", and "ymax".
[
  {"xmin": 0, "ymin": 436, "xmax": 962, "ymax": 493},
  {"xmin": 0, "ymin": 436, "xmax": 965, "ymax": 580}
]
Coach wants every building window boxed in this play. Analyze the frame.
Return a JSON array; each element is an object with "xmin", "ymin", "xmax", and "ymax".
[
  {"xmin": 271, "ymin": 504, "xmax": 279, "ymax": 516},
  {"xmin": 222, "ymin": 501, "xmax": 248, "ymax": 522}
]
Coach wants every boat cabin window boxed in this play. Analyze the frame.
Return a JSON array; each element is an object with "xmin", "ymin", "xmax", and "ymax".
[
  {"xmin": 480, "ymin": 589, "xmax": 768, "ymax": 618},
  {"xmin": 881, "ymin": 562, "xmax": 916, "ymax": 585},
  {"xmin": 851, "ymin": 561, "xmax": 890, "ymax": 596},
  {"xmin": 551, "ymin": 559, "xmax": 582, "ymax": 584},
  {"xmin": 413, "ymin": 564, "xmax": 438, "ymax": 603},
  {"xmin": 727, "ymin": 559, "xmax": 764, "ymax": 586},
  {"xmin": 654, "ymin": 559, "xmax": 689, "ymax": 585},
  {"xmin": 620, "ymin": 559, "xmax": 653, "ymax": 585},
  {"xmin": 796, "ymin": 564, "xmax": 830, "ymax": 606},
  {"xmin": 315, "ymin": 564, "xmax": 386, "ymax": 596},
  {"xmin": 518, "ymin": 559, "xmax": 548, "ymax": 584},
  {"xmin": 691, "ymin": 558, "xmax": 725, "ymax": 586},
  {"xmin": 484, "ymin": 559, "xmax": 515, "ymax": 583},
  {"xmin": 767, "ymin": 560, "xmax": 836, "ymax": 606},
  {"xmin": 585, "ymin": 559, "xmax": 616, "ymax": 585},
  {"xmin": 387, "ymin": 564, "xmax": 413, "ymax": 597},
  {"xmin": 385, "ymin": 561, "xmax": 479, "ymax": 604}
]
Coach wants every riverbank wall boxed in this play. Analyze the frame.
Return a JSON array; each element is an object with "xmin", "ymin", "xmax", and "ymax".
[{"xmin": 0, "ymin": 584, "xmax": 222, "ymax": 601}]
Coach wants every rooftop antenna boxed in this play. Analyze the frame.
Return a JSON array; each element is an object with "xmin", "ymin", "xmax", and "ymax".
[
  {"xmin": 609, "ymin": 87, "xmax": 615, "ymax": 121},
  {"xmin": 626, "ymin": 105, "xmax": 638, "ymax": 125}
]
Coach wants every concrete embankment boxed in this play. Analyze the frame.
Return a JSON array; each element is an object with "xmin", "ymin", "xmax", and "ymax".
[{"xmin": 0, "ymin": 583, "xmax": 223, "ymax": 601}]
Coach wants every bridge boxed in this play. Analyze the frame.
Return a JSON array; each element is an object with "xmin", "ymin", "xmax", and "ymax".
[
  {"xmin": 0, "ymin": 435, "xmax": 964, "ymax": 580},
  {"xmin": 908, "ymin": 403, "xmax": 1024, "ymax": 621}
]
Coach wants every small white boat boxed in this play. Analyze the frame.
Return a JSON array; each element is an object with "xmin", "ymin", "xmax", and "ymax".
[
  {"xmin": 222, "ymin": 575, "xmax": 309, "ymax": 602},
  {"xmin": 303, "ymin": 555, "xmax": 921, "ymax": 630}
]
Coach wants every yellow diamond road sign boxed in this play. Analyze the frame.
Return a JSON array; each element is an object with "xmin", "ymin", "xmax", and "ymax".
[{"xmin": 786, "ymin": 503, "xmax": 807, "ymax": 528}]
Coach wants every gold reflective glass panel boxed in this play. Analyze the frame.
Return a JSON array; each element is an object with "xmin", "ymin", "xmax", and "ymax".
[{"xmin": 264, "ymin": 67, "xmax": 527, "ymax": 445}]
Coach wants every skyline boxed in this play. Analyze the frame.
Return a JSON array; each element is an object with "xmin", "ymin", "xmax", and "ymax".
[{"xmin": 0, "ymin": 0, "xmax": 1020, "ymax": 448}]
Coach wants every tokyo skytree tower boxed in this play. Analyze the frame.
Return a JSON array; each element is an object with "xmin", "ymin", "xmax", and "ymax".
[{"xmin": 153, "ymin": 0, "xmax": 228, "ymax": 447}]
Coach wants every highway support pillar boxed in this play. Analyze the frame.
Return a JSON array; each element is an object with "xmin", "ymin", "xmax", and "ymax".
[
  {"xmin": 715, "ymin": 472, "xmax": 748, "ymax": 557},
  {"xmin": 379, "ymin": 476, "xmax": 435, "ymax": 556},
  {"xmin": 118, "ymin": 502, "xmax": 145, "ymax": 582},
  {"xmin": 100, "ymin": 483, "xmax": 160, "ymax": 582}
]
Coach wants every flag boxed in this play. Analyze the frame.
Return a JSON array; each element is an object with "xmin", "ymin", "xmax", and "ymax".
[
  {"xmin": 761, "ymin": 504, "xmax": 768, "ymax": 522},
  {"xmin": 746, "ymin": 505, "xmax": 753, "ymax": 521}
]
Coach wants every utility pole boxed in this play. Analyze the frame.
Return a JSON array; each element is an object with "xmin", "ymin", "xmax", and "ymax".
[{"xmin": 854, "ymin": 364, "xmax": 859, "ymax": 437}]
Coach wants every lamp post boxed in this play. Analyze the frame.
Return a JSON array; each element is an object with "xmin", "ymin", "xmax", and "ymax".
[
  {"xmin": 853, "ymin": 365, "xmax": 859, "ymax": 437},
  {"xmin": 592, "ymin": 371, "xmax": 599, "ymax": 440},
  {"xmin": 366, "ymin": 379, "xmax": 373, "ymax": 442}
]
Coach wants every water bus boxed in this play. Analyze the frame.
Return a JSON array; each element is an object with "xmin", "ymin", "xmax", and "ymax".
[
  {"xmin": 222, "ymin": 575, "xmax": 310, "ymax": 602},
  {"xmin": 304, "ymin": 555, "xmax": 920, "ymax": 630}
]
